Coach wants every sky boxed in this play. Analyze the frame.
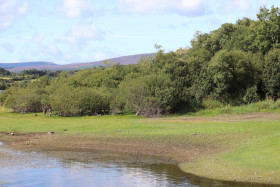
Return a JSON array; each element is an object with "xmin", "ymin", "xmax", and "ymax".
[{"xmin": 0, "ymin": 0, "xmax": 279, "ymax": 65}]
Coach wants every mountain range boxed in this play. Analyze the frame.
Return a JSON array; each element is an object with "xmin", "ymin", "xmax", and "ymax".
[{"xmin": 1, "ymin": 53, "xmax": 154, "ymax": 72}]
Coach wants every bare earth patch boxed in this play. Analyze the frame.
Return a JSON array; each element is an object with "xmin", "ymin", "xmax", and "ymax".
[
  {"xmin": 5, "ymin": 135, "xmax": 210, "ymax": 162},
  {"xmin": 161, "ymin": 112, "xmax": 280, "ymax": 123}
]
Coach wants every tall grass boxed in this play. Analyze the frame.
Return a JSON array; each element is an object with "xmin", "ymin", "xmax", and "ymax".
[{"xmin": 193, "ymin": 99, "xmax": 280, "ymax": 116}]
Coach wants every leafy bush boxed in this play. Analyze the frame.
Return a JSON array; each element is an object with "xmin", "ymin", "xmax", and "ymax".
[
  {"xmin": 78, "ymin": 87, "xmax": 111, "ymax": 116},
  {"xmin": 243, "ymin": 86, "xmax": 260, "ymax": 104},
  {"xmin": 50, "ymin": 86, "xmax": 80, "ymax": 117},
  {"xmin": 256, "ymin": 99, "xmax": 279, "ymax": 110},
  {"xmin": 4, "ymin": 87, "xmax": 42, "ymax": 113},
  {"xmin": 263, "ymin": 48, "xmax": 280, "ymax": 99},
  {"xmin": 201, "ymin": 98, "xmax": 224, "ymax": 109},
  {"xmin": 120, "ymin": 73, "xmax": 179, "ymax": 117}
]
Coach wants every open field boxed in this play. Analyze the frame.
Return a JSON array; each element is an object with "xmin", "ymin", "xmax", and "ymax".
[
  {"xmin": 0, "ymin": 106, "xmax": 280, "ymax": 184},
  {"xmin": 0, "ymin": 77, "xmax": 12, "ymax": 80}
]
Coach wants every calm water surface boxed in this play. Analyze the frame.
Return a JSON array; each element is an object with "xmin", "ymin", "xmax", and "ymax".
[{"xmin": 0, "ymin": 142, "xmax": 276, "ymax": 187}]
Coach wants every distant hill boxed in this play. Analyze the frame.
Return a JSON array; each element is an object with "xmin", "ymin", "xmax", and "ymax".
[
  {"xmin": 5, "ymin": 53, "xmax": 154, "ymax": 72},
  {"xmin": 0, "ymin": 62, "xmax": 56, "ymax": 69}
]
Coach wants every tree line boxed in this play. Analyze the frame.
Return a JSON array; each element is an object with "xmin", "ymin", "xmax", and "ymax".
[
  {"xmin": 1, "ymin": 6, "xmax": 280, "ymax": 117},
  {"xmin": 0, "ymin": 68, "xmax": 62, "ymax": 91}
]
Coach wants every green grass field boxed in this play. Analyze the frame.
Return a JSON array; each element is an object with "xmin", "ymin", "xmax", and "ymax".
[{"xmin": 0, "ymin": 104, "xmax": 280, "ymax": 184}]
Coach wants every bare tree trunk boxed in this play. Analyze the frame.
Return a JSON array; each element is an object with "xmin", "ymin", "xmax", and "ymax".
[
  {"xmin": 42, "ymin": 106, "xmax": 47, "ymax": 115},
  {"xmin": 156, "ymin": 107, "xmax": 162, "ymax": 118},
  {"xmin": 48, "ymin": 108, "xmax": 52, "ymax": 116},
  {"xmin": 136, "ymin": 109, "xmax": 141, "ymax": 116}
]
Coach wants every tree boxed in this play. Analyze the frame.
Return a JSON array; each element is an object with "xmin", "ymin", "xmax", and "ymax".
[
  {"xmin": 254, "ymin": 6, "xmax": 280, "ymax": 54},
  {"xmin": 263, "ymin": 48, "xmax": 280, "ymax": 99},
  {"xmin": 78, "ymin": 87, "xmax": 111, "ymax": 115},
  {"xmin": 50, "ymin": 86, "xmax": 80, "ymax": 116},
  {"xmin": 4, "ymin": 87, "xmax": 42, "ymax": 115},
  {"xmin": 120, "ymin": 73, "xmax": 178, "ymax": 117},
  {"xmin": 0, "ymin": 67, "xmax": 11, "ymax": 76},
  {"xmin": 208, "ymin": 50, "xmax": 256, "ymax": 103}
]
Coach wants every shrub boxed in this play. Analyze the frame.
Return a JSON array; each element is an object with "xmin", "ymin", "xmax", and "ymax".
[
  {"xmin": 243, "ymin": 86, "xmax": 260, "ymax": 104},
  {"xmin": 50, "ymin": 86, "xmax": 80, "ymax": 117},
  {"xmin": 256, "ymin": 99, "xmax": 279, "ymax": 110},
  {"xmin": 263, "ymin": 49, "xmax": 280, "ymax": 99},
  {"xmin": 202, "ymin": 98, "xmax": 224, "ymax": 109}
]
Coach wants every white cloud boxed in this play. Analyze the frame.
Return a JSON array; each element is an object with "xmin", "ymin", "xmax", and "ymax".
[
  {"xmin": 61, "ymin": 23, "xmax": 103, "ymax": 45},
  {"xmin": 18, "ymin": 2, "xmax": 28, "ymax": 14},
  {"xmin": 118, "ymin": 0, "xmax": 206, "ymax": 16},
  {"xmin": 30, "ymin": 43, "xmax": 67, "ymax": 64},
  {"xmin": 90, "ymin": 47, "xmax": 122, "ymax": 62},
  {"xmin": 0, "ymin": 0, "xmax": 28, "ymax": 29},
  {"xmin": 179, "ymin": 0, "xmax": 206, "ymax": 15},
  {"xmin": 94, "ymin": 53, "xmax": 107, "ymax": 60},
  {"xmin": 61, "ymin": 0, "xmax": 93, "ymax": 18},
  {"xmin": 47, "ymin": 44, "xmax": 60, "ymax": 55},
  {"xmin": 37, "ymin": 43, "xmax": 62, "ymax": 58},
  {"xmin": 220, "ymin": 0, "xmax": 252, "ymax": 12}
]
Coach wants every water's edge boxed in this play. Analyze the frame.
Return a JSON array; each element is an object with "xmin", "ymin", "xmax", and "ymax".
[{"xmin": 0, "ymin": 141, "xmax": 277, "ymax": 187}]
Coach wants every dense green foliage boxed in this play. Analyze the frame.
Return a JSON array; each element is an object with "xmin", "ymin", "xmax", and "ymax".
[
  {"xmin": 2, "ymin": 6, "xmax": 280, "ymax": 117},
  {"xmin": 0, "ymin": 67, "xmax": 12, "ymax": 90},
  {"xmin": 0, "ymin": 67, "xmax": 11, "ymax": 76},
  {"xmin": 20, "ymin": 69, "xmax": 62, "ymax": 78},
  {"xmin": 0, "ymin": 68, "xmax": 62, "ymax": 93}
]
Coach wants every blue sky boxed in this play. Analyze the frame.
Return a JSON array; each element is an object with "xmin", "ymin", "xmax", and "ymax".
[{"xmin": 0, "ymin": 0, "xmax": 279, "ymax": 64}]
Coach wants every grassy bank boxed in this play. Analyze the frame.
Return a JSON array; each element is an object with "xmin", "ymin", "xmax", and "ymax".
[{"xmin": 0, "ymin": 105, "xmax": 280, "ymax": 184}]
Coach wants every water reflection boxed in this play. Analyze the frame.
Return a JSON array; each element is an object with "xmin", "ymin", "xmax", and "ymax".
[{"xmin": 0, "ymin": 142, "xmax": 277, "ymax": 187}]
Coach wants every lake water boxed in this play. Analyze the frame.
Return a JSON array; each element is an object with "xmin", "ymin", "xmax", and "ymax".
[{"xmin": 0, "ymin": 142, "xmax": 276, "ymax": 187}]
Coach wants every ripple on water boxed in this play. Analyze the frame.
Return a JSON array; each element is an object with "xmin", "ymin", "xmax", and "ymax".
[{"xmin": 0, "ymin": 144, "xmax": 277, "ymax": 187}]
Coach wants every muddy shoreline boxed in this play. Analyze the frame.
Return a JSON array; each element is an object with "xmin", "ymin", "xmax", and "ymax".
[
  {"xmin": 0, "ymin": 133, "xmax": 278, "ymax": 187},
  {"xmin": 0, "ymin": 130, "xmax": 228, "ymax": 164},
  {"xmin": 0, "ymin": 132, "xmax": 179, "ymax": 164}
]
